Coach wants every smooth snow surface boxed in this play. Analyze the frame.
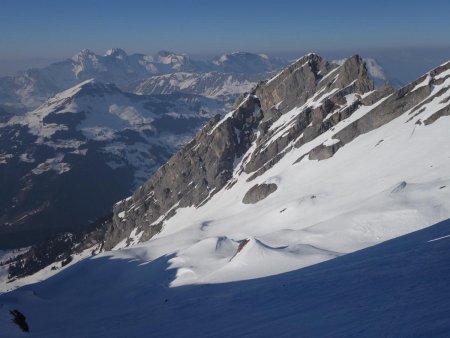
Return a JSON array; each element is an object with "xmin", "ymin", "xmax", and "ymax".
[
  {"xmin": 148, "ymin": 107, "xmax": 450, "ymax": 286},
  {"xmin": 1, "ymin": 219, "xmax": 450, "ymax": 337}
]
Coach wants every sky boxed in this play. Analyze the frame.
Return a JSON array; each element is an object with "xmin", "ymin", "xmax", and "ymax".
[{"xmin": 1, "ymin": 0, "xmax": 449, "ymax": 76}]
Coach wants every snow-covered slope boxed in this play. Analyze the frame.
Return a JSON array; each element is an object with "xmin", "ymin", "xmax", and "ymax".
[
  {"xmin": 104, "ymin": 55, "xmax": 449, "ymax": 275},
  {"xmin": 1, "ymin": 217, "xmax": 450, "ymax": 337},
  {"xmin": 1, "ymin": 54, "xmax": 450, "ymax": 336},
  {"xmin": 8, "ymin": 79, "xmax": 224, "ymax": 146},
  {"xmin": 133, "ymin": 71, "xmax": 260, "ymax": 99},
  {"xmin": 104, "ymin": 56, "xmax": 450, "ymax": 286}
]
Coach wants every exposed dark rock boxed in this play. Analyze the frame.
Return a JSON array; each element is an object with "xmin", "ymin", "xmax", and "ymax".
[
  {"xmin": 309, "ymin": 141, "xmax": 343, "ymax": 161},
  {"xmin": 61, "ymin": 255, "xmax": 73, "ymax": 267},
  {"xmin": 104, "ymin": 94, "xmax": 263, "ymax": 250},
  {"xmin": 391, "ymin": 181, "xmax": 407, "ymax": 194},
  {"xmin": 239, "ymin": 55, "xmax": 374, "ymax": 180},
  {"xmin": 10, "ymin": 309, "xmax": 29, "ymax": 332},
  {"xmin": 229, "ymin": 238, "xmax": 251, "ymax": 261},
  {"xmin": 242, "ymin": 183, "xmax": 278, "ymax": 204},
  {"xmin": 424, "ymin": 105, "xmax": 450, "ymax": 125},
  {"xmin": 97, "ymin": 53, "xmax": 449, "ymax": 251}
]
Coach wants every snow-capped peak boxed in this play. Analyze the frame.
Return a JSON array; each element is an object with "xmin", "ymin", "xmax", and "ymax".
[
  {"xmin": 52, "ymin": 78, "xmax": 97, "ymax": 99},
  {"xmin": 71, "ymin": 48, "xmax": 96, "ymax": 61},
  {"xmin": 41, "ymin": 79, "xmax": 119, "ymax": 105}
]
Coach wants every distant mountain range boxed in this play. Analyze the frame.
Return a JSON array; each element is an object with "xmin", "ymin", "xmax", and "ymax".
[{"xmin": 0, "ymin": 49, "xmax": 286, "ymax": 112}]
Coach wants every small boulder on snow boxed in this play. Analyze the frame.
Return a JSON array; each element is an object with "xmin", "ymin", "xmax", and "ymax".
[
  {"xmin": 391, "ymin": 181, "xmax": 407, "ymax": 194},
  {"xmin": 242, "ymin": 183, "xmax": 278, "ymax": 204}
]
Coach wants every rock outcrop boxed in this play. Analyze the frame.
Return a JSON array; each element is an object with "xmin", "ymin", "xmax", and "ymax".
[{"xmin": 242, "ymin": 183, "xmax": 278, "ymax": 204}]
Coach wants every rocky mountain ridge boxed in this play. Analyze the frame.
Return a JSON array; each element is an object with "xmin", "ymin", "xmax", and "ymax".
[
  {"xmin": 5, "ymin": 52, "xmax": 449, "ymax": 282},
  {"xmin": 101, "ymin": 53, "xmax": 450, "ymax": 250}
]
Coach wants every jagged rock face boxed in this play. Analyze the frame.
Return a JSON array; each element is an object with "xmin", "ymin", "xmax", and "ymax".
[
  {"xmin": 254, "ymin": 54, "xmax": 335, "ymax": 116},
  {"xmin": 107, "ymin": 54, "xmax": 376, "ymax": 249},
  {"xmin": 105, "ymin": 54, "xmax": 450, "ymax": 253},
  {"xmin": 105, "ymin": 95, "xmax": 262, "ymax": 249},
  {"xmin": 242, "ymin": 54, "xmax": 375, "ymax": 178},
  {"xmin": 0, "ymin": 51, "xmax": 287, "ymax": 249},
  {"xmin": 334, "ymin": 61, "xmax": 450, "ymax": 147}
]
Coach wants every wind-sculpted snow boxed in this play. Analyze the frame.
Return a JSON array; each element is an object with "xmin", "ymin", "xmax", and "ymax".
[
  {"xmin": 106, "ymin": 54, "xmax": 450, "ymax": 284},
  {"xmin": 2, "ymin": 218, "xmax": 450, "ymax": 337}
]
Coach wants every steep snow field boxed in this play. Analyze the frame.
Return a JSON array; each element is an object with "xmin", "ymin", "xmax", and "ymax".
[
  {"xmin": 121, "ymin": 100, "xmax": 450, "ymax": 286},
  {"xmin": 1, "ymin": 218, "xmax": 450, "ymax": 337}
]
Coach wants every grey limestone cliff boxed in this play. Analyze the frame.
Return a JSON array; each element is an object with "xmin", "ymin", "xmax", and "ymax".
[
  {"xmin": 9, "ymin": 55, "xmax": 450, "ymax": 279},
  {"xmin": 106, "ymin": 53, "xmax": 378, "ymax": 249},
  {"xmin": 107, "ymin": 55, "xmax": 450, "ymax": 251}
]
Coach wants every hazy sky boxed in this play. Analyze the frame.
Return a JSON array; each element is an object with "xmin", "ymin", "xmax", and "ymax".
[{"xmin": 1, "ymin": 0, "xmax": 450, "ymax": 76}]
